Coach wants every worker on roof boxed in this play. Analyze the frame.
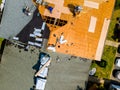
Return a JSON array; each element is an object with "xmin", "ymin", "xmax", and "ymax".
[
  {"xmin": 73, "ymin": 5, "xmax": 83, "ymax": 16},
  {"xmin": 22, "ymin": 6, "xmax": 31, "ymax": 16},
  {"xmin": 45, "ymin": 5, "xmax": 53, "ymax": 13}
]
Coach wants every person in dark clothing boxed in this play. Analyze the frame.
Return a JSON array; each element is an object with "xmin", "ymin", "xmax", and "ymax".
[
  {"xmin": 22, "ymin": 6, "xmax": 31, "ymax": 16},
  {"xmin": 45, "ymin": 5, "xmax": 53, "ymax": 13},
  {"xmin": 47, "ymin": 6, "xmax": 53, "ymax": 13}
]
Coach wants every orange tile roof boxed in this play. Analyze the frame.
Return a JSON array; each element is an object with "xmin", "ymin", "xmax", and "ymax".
[{"xmin": 35, "ymin": 0, "xmax": 115, "ymax": 60}]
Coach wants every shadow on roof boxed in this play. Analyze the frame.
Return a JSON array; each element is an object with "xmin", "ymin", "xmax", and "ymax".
[{"xmin": 16, "ymin": 9, "xmax": 50, "ymax": 44}]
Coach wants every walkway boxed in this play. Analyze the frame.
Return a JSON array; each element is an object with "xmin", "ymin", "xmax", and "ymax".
[{"xmin": 105, "ymin": 40, "xmax": 119, "ymax": 47}]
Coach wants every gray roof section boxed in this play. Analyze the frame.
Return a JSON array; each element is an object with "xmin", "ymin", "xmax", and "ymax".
[
  {"xmin": 45, "ymin": 52, "xmax": 91, "ymax": 90},
  {"xmin": 0, "ymin": 44, "xmax": 91, "ymax": 90},
  {"xmin": 0, "ymin": 45, "xmax": 39, "ymax": 90},
  {"xmin": 0, "ymin": 0, "xmax": 36, "ymax": 39}
]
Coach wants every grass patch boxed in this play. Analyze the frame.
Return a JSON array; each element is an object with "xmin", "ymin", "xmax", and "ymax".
[
  {"xmin": 0, "ymin": 0, "xmax": 2, "ymax": 4},
  {"xmin": 107, "ymin": 0, "xmax": 120, "ymax": 41},
  {"xmin": 114, "ymin": 0, "xmax": 120, "ymax": 10},
  {"xmin": 0, "ymin": 38, "xmax": 4, "ymax": 49},
  {"xmin": 107, "ymin": 9, "xmax": 120, "ymax": 41},
  {"xmin": 90, "ymin": 45, "xmax": 117, "ymax": 79}
]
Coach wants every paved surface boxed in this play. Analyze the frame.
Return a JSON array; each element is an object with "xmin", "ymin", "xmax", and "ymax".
[
  {"xmin": 105, "ymin": 40, "xmax": 119, "ymax": 47},
  {"xmin": 0, "ymin": 0, "xmax": 36, "ymax": 39}
]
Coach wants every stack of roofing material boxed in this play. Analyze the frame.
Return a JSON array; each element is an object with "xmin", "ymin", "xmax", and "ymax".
[
  {"xmin": 33, "ymin": 28, "xmax": 42, "ymax": 37},
  {"xmin": 47, "ymin": 46, "xmax": 56, "ymax": 52},
  {"xmin": 60, "ymin": 39, "xmax": 67, "ymax": 44},
  {"xmin": 28, "ymin": 28, "xmax": 43, "ymax": 47},
  {"xmin": 34, "ymin": 28, "xmax": 42, "ymax": 33},
  {"xmin": 34, "ymin": 33, "xmax": 42, "ymax": 37},
  {"xmin": 35, "ymin": 38, "xmax": 43, "ymax": 42},
  {"xmin": 41, "ymin": 22, "xmax": 46, "ymax": 30},
  {"xmin": 13, "ymin": 37, "xmax": 19, "ymax": 40},
  {"xmin": 59, "ymin": 35, "xmax": 67, "ymax": 44},
  {"xmin": 29, "ymin": 34, "xmax": 35, "ymax": 38},
  {"xmin": 88, "ymin": 16, "xmax": 97, "ymax": 33},
  {"xmin": 25, "ymin": 45, "xmax": 29, "ymax": 50},
  {"xmin": 27, "ymin": 21, "xmax": 46, "ymax": 47},
  {"xmin": 34, "ymin": 42, "xmax": 42, "ymax": 47},
  {"xmin": 84, "ymin": 0, "xmax": 99, "ymax": 9},
  {"xmin": 28, "ymin": 41, "xmax": 35, "ymax": 45},
  {"xmin": 30, "ymin": 28, "xmax": 42, "ymax": 37},
  {"xmin": 17, "ymin": 43, "xmax": 25, "ymax": 48}
]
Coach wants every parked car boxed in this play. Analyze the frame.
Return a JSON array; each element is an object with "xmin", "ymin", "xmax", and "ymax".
[
  {"xmin": 115, "ymin": 57, "xmax": 120, "ymax": 67},
  {"xmin": 118, "ymin": 45, "xmax": 120, "ymax": 53},
  {"xmin": 115, "ymin": 71, "xmax": 120, "ymax": 80},
  {"xmin": 109, "ymin": 84, "xmax": 120, "ymax": 90},
  {"xmin": 89, "ymin": 68, "xmax": 96, "ymax": 76},
  {"xmin": 113, "ymin": 69, "xmax": 120, "ymax": 80}
]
